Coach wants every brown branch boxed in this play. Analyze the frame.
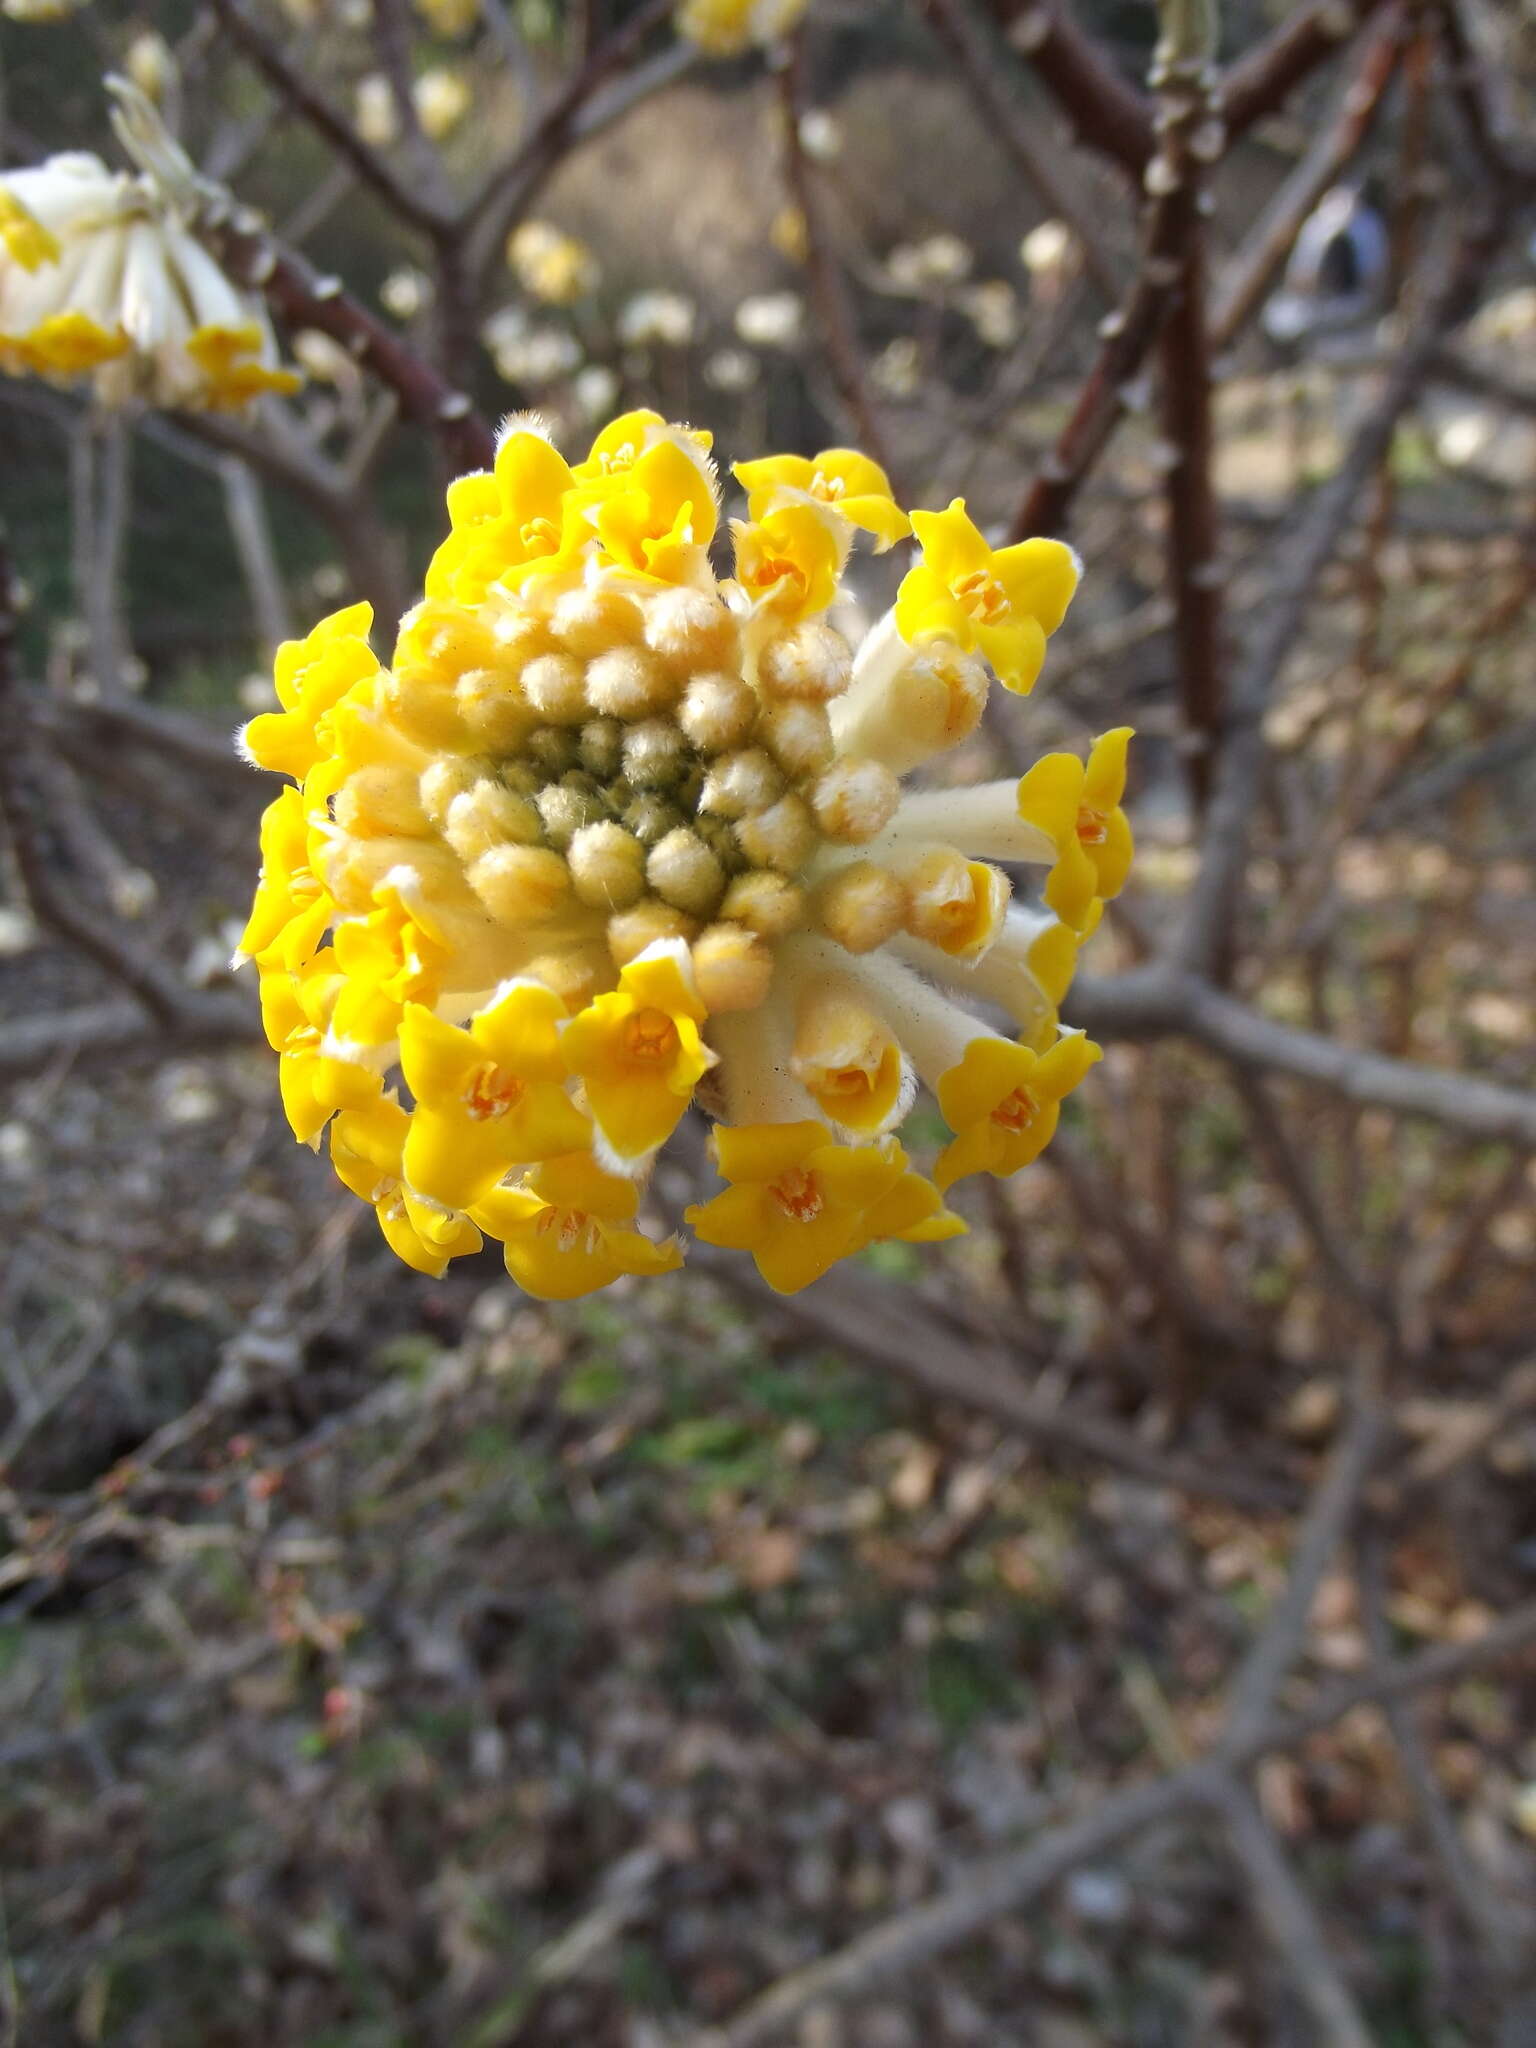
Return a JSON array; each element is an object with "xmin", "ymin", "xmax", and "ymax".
[
  {"xmin": 1008, "ymin": 189, "xmax": 1185, "ymax": 540},
  {"xmin": 1222, "ymin": 0, "xmax": 1394, "ymax": 143},
  {"xmin": 919, "ymin": 0, "xmax": 1122, "ymax": 303},
  {"xmin": 205, "ymin": 0, "xmax": 451, "ymax": 234},
  {"xmin": 1431, "ymin": 0, "xmax": 1536, "ymax": 190},
  {"xmin": 1177, "ymin": 213, "xmax": 1503, "ymax": 979},
  {"xmin": 1213, "ymin": 9, "xmax": 1403, "ymax": 348},
  {"xmin": 705, "ymin": 1599, "xmax": 1536, "ymax": 2045},
  {"xmin": 1067, "ymin": 966, "xmax": 1536, "ymax": 1151},
  {"xmin": 986, "ymin": 0, "xmax": 1155, "ymax": 177},
  {"xmin": 199, "ymin": 201, "xmax": 496, "ymax": 475},
  {"xmin": 775, "ymin": 35, "xmax": 891, "ymax": 478}
]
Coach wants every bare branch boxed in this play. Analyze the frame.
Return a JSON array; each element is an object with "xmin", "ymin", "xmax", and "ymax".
[
  {"xmin": 1222, "ymin": 0, "xmax": 1394, "ymax": 142},
  {"xmin": 986, "ymin": 0, "xmax": 1155, "ymax": 177}
]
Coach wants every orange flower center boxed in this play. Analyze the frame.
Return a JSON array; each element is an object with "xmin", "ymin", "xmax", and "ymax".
[
  {"xmin": 535, "ymin": 1205, "xmax": 599, "ymax": 1255},
  {"xmin": 624, "ymin": 1008, "xmax": 678, "ymax": 1064},
  {"xmin": 744, "ymin": 550, "xmax": 805, "ymax": 598},
  {"xmin": 822, "ymin": 1065, "xmax": 873, "ymax": 1099},
  {"xmin": 463, "ymin": 1062, "xmax": 525, "ymax": 1121},
  {"xmin": 953, "ymin": 567, "xmax": 1009, "ymax": 625},
  {"xmin": 1076, "ymin": 805, "xmax": 1109, "ymax": 846},
  {"xmin": 770, "ymin": 1167, "xmax": 823, "ymax": 1224},
  {"xmin": 991, "ymin": 1086, "xmax": 1039, "ymax": 1135}
]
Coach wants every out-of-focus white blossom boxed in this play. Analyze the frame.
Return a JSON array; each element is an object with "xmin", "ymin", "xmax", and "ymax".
[
  {"xmin": 617, "ymin": 290, "xmax": 696, "ymax": 347},
  {"xmin": 355, "ymin": 75, "xmax": 399, "ymax": 147},
  {"xmin": 1020, "ymin": 220, "xmax": 1072, "ymax": 275},
  {"xmin": 797, "ymin": 109, "xmax": 842, "ymax": 161},
  {"xmin": 125, "ymin": 31, "xmax": 177, "ymax": 102},
  {"xmin": 734, "ymin": 290, "xmax": 803, "ymax": 348},
  {"xmin": 506, "ymin": 220, "xmax": 599, "ymax": 305},
  {"xmin": 871, "ymin": 336, "xmax": 921, "ymax": 399},
  {"xmin": 961, "ymin": 280, "xmax": 1018, "ymax": 349},
  {"xmin": 380, "ymin": 266, "xmax": 431, "ymax": 320},
  {"xmin": 705, "ymin": 345, "xmax": 758, "ymax": 391},
  {"xmin": 483, "ymin": 305, "xmax": 581, "ymax": 384},
  {"xmin": 572, "ymin": 362, "xmax": 620, "ymax": 419},
  {"xmin": 2, "ymin": 0, "xmax": 89, "ymax": 19},
  {"xmin": 414, "ymin": 67, "xmax": 471, "ymax": 139},
  {"xmin": 887, "ymin": 234, "xmax": 972, "ymax": 294}
]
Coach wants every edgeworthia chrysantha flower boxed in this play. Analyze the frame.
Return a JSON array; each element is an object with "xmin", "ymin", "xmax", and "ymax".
[{"xmin": 236, "ymin": 409, "xmax": 1132, "ymax": 1296}]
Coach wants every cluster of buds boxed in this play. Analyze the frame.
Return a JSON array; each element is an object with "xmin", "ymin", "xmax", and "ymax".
[
  {"xmin": 238, "ymin": 409, "xmax": 1132, "ymax": 1296},
  {"xmin": 674, "ymin": 0, "xmax": 809, "ymax": 57}
]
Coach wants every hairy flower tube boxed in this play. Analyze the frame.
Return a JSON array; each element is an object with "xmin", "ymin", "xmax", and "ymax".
[
  {"xmin": 237, "ymin": 409, "xmax": 1131, "ymax": 1295},
  {"xmin": 0, "ymin": 146, "xmax": 298, "ymax": 408}
]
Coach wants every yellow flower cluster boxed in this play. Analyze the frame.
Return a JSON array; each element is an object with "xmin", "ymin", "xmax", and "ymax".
[
  {"xmin": 238, "ymin": 410, "xmax": 1131, "ymax": 1296},
  {"xmin": 0, "ymin": 153, "xmax": 299, "ymax": 409},
  {"xmin": 674, "ymin": 0, "xmax": 808, "ymax": 57}
]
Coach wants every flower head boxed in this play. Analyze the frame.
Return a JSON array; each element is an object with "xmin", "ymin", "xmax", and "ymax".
[
  {"xmin": 237, "ymin": 412, "xmax": 1130, "ymax": 1296},
  {"xmin": 675, "ymin": 0, "xmax": 808, "ymax": 55},
  {"xmin": 0, "ymin": 150, "xmax": 299, "ymax": 409}
]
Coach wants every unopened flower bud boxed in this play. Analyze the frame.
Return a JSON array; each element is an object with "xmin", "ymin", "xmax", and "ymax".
[
  {"xmin": 468, "ymin": 844, "xmax": 572, "ymax": 924},
  {"xmin": 419, "ymin": 755, "xmax": 486, "ymax": 825},
  {"xmin": 622, "ymin": 717, "xmax": 688, "ymax": 789},
  {"xmin": 444, "ymin": 779, "xmax": 543, "ymax": 861},
  {"xmin": 455, "ymin": 666, "xmax": 534, "ymax": 750},
  {"xmin": 536, "ymin": 780, "xmax": 603, "ymax": 849},
  {"xmin": 521, "ymin": 651, "xmax": 588, "ymax": 723},
  {"xmin": 735, "ymin": 792, "xmax": 816, "ymax": 873},
  {"xmin": 759, "ymin": 699, "xmax": 835, "ymax": 778},
  {"xmin": 585, "ymin": 645, "xmax": 675, "ymax": 719},
  {"xmin": 607, "ymin": 899, "xmax": 699, "ymax": 966},
  {"xmin": 816, "ymin": 860, "xmax": 907, "ymax": 952},
  {"xmin": 525, "ymin": 725, "xmax": 581, "ymax": 779},
  {"xmin": 810, "ymin": 758, "xmax": 900, "ymax": 842},
  {"xmin": 758, "ymin": 620, "xmax": 853, "ymax": 702},
  {"xmin": 333, "ymin": 764, "xmax": 430, "ymax": 838},
  {"xmin": 719, "ymin": 870, "xmax": 807, "ymax": 937},
  {"xmin": 900, "ymin": 848, "xmax": 1010, "ymax": 959},
  {"xmin": 644, "ymin": 584, "xmax": 740, "ymax": 672},
  {"xmin": 678, "ymin": 671, "xmax": 758, "ymax": 752},
  {"xmin": 523, "ymin": 948, "xmax": 603, "ymax": 1013},
  {"xmin": 622, "ymin": 792, "xmax": 684, "ymax": 846},
  {"xmin": 578, "ymin": 716, "xmax": 624, "ymax": 779},
  {"xmin": 692, "ymin": 922, "xmax": 774, "ymax": 1011},
  {"xmin": 699, "ymin": 747, "xmax": 783, "ymax": 819},
  {"xmin": 568, "ymin": 821, "xmax": 648, "ymax": 909},
  {"xmin": 647, "ymin": 827, "xmax": 727, "ymax": 917},
  {"xmin": 549, "ymin": 583, "xmax": 643, "ymax": 659}
]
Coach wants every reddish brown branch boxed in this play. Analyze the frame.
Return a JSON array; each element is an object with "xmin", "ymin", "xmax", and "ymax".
[
  {"xmin": 1158, "ymin": 208, "xmax": 1221, "ymax": 808},
  {"xmin": 1222, "ymin": 0, "xmax": 1394, "ymax": 142},
  {"xmin": 203, "ymin": 204, "xmax": 496, "ymax": 474},
  {"xmin": 986, "ymin": 0, "xmax": 1155, "ymax": 177},
  {"xmin": 775, "ymin": 36, "xmax": 893, "ymax": 479},
  {"xmin": 920, "ymin": 0, "xmax": 1122, "ymax": 302}
]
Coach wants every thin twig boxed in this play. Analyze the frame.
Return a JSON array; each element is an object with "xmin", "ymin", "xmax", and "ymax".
[
  {"xmin": 1222, "ymin": 0, "xmax": 1394, "ymax": 142},
  {"xmin": 986, "ymin": 0, "xmax": 1155, "ymax": 177}
]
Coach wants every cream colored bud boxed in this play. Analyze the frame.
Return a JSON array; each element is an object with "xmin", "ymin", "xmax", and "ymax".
[
  {"xmin": 758, "ymin": 621, "xmax": 853, "ymax": 702},
  {"xmin": 836, "ymin": 640, "xmax": 989, "ymax": 773},
  {"xmin": 643, "ymin": 584, "xmax": 740, "ymax": 672},
  {"xmin": 900, "ymin": 849, "xmax": 1010, "ymax": 959},
  {"xmin": 419, "ymin": 755, "xmax": 485, "ymax": 826},
  {"xmin": 692, "ymin": 923, "xmax": 774, "ymax": 1011},
  {"xmin": 536, "ymin": 780, "xmax": 603, "ymax": 849},
  {"xmin": 568, "ymin": 821, "xmax": 648, "ymax": 909},
  {"xmin": 577, "ymin": 716, "xmax": 624, "ymax": 779},
  {"xmin": 735, "ymin": 792, "xmax": 816, "ymax": 874},
  {"xmin": 720, "ymin": 870, "xmax": 807, "ymax": 938},
  {"xmin": 647, "ymin": 827, "xmax": 727, "ymax": 917},
  {"xmin": 585, "ymin": 645, "xmax": 675, "ymax": 719},
  {"xmin": 444, "ymin": 781, "xmax": 544, "ymax": 862},
  {"xmin": 759, "ymin": 700, "xmax": 835, "ymax": 779},
  {"xmin": 333, "ymin": 765, "xmax": 430, "ymax": 839},
  {"xmin": 607, "ymin": 900, "xmax": 699, "ymax": 966},
  {"xmin": 487, "ymin": 594, "xmax": 550, "ymax": 665},
  {"xmin": 810, "ymin": 758, "xmax": 901, "ymax": 842},
  {"xmin": 468, "ymin": 844, "xmax": 572, "ymax": 925},
  {"xmin": 455, "ymin": 667, "xmax": 534, "ymax": 751},
  {"xmin": 694, "ymin": 814, "xmax": 747, "ymax": 874},
  {"xmin": 699, "ymin": 747, "xmax": 784, "ymax": 819},
  {"xmin": 322, "ymin": 835, "xmax": 466, "ymax": 915},
  {"xmin": 622, "ymin": 793, "xmax": 683, "ymax": 846},
  {"xmin": 621, "ymin": 717, "xmax": 687, "ymax": 789},
  {"xmin": 678, "ymin": 671, "xmax": 758, "ymax": 753},
  {"xmin": 523, "ymin": 948, "xmax": 604, "ymax": 1013},
  {"xmin": 791, "ymin": 981, "xmax": 906, "ymax": 1136},
  {"xmin": 816, "ymin": 860, "xmax": 907, "ymax": 952},
  {"xmin": 525, "ymin": 725, "xmax": 581, "ymax": 779},
  {"xmin": 380, "ymin": 670, "xmax": 472, "ymax": 754},
  {"xmin": 521, "ymin": 651, "xmax": 588, "ymax": 723},
  {"xmin": 549, "ymin": 584, "xmax": 643, "ymax": 659},
  {"xmin": 500, "ymin": 759, "xmax": 543, "ymax": 798}
]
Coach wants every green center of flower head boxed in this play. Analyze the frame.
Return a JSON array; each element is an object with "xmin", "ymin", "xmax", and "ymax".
[{"xmin": 237, "ymin": 409, "xmax": 1129, "ymax": 1300}]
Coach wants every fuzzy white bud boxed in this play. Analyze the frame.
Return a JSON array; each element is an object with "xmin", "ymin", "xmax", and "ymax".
[
  {"xmin": 647, "ymin": 827, "xmax": 727, "ymax": 917},
  {"xmin": 568, "ymin": 821, "xmax": 648, "ymax": 909},
  {"xmin": 678, "ymin": 671, "xmax": 758, "ymax": 753},
  {"xmin": 758, "ymin": 621, "xmax": 853, "ymax": 702},
  {"xmin": 585, "ymin": 645, "xmax": 675, "ymax": 719},
  {"xmin": 810, "ymin": 758, "xmax": 901, "ymax": 842}
]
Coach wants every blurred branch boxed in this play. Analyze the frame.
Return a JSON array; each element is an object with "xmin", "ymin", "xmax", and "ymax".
[
  {"xmin": 775, "ymin": 35, "xmax": 892, "ymax": 479},
  {"xmin": 1212, "ymin": 7, "xmax": 1405, "ymax": 351},
  {"xmin": 919, "ymin": 0, "xmax": 1123, "ymax": 302},
  {"xmin": 1222, "ymin": 0, "xmax": 1394, "ymax": 141},
  {"xmin": 987, "ymin": 0, "xmax": 1155, "ymax": 177}
]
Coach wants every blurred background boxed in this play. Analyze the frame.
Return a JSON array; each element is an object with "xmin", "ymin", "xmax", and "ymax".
[{"xmin": 1, "ymin": 0, "xmax": 1535, "ymax": 2042}]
